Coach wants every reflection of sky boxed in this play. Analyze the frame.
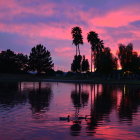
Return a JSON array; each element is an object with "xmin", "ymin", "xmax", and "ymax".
[
  {"xmin": 0, "ymin": 82, "xmax": 140, "ymax": 139},
  {"xmin": 0, "ymin": 0, "xmax": 140, "ymax": 71}
]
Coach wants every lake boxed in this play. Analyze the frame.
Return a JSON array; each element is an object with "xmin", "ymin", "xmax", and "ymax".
[{"xmin": 0, "ymin": 82, "xmax": 140, "ymax": 140}]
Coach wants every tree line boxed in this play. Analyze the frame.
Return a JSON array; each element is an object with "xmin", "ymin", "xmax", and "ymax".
[
  {"xmin": 0, "ymin": 44, "xmax": 54, "ymax": 74},
  {"xmin": 71, "ymin": 26, "xmax": 140, "ymax": 74},
  {"xmin": 0, "ymin": 26, "xmax": 140, "ymax": 75}
]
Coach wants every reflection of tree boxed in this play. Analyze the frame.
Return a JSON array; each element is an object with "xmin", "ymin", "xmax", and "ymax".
[
  {"xmin": 28, "ymin": 82, "xmax": 52, "ymax": 114},
  {"xmin": 70, "ymin": 84, "xmax": 89, "ymax": 136},
  {"xmin": 81, "ymin": 91, "xmax": 89, "ymax": 107},
  {"xmin": 118, "ymin": 85, "xmax": 140, "ymax": 123},
  {"xmin": 70, "ymin": 123, "xmax": 82, "ymax": 136},
  {"xmin": 86, "ymin": 85, "xmax": 117, "ymax": 133},
  {"xmin": 71, "ymin": 90, "xmax": 81, "ymax": 108},
  {"xmin": 71, "ymin": 84, "xmax": 89, "ymax": 108},
  {"xmin": 0, "ymin": 83, "xmax": 26, "ymax": 108}
]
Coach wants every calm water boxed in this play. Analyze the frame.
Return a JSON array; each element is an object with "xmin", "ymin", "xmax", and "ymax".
[{"xmin": 0, "ymin": 82, "xmax": 140, "ymax": 140}]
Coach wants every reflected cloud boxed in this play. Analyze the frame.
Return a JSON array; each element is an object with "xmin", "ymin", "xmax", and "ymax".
[
  {"xmin": 0, "ymin": 82, "xmax": 140, "ymax": 138},
  {"xmin": 86, "ymin": 85, "xmax": 118, "ymax": 134}
]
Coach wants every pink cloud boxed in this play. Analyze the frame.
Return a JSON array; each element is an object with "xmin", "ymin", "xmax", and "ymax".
[
  {"xmin": 0, "ymin": 0, "xmax": 108, "ymax": 43},
  {"xmin": 130, "ymin": 29, "xmax": 140, "ymax": 39},
  {"xmin": 0, "ymin": 20, "xmax": 106, "ymax": 45},
  {"xmin": 55, "ymin": 47, "xmax": 73, "ymax": 54},
  {"xmin": 54, "ymin": 46, "xmax": 75, "ymax": 63},
  {"xmin": 0, "ymin": 23, "xmax": 73, "ymax": 40},
  {"xmin": 90, "ymin": 5, "xmax": 140, "ymax": 27},
  {"xmin": 0, "ymin": 0, "xmax": 55, "ymax": 19}
]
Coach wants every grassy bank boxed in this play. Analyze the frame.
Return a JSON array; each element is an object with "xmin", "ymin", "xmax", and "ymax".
[{"xmin": 1, "ymin": 73, "xmax": 140, "ymax": 85}]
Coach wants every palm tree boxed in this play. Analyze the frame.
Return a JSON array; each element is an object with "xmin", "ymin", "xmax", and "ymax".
[
  {"xmin": 71, "ymin": 26, "xmax": 83, "ymax": 56},
  {"xmin": 87, "ymin": 31, "xmax": 104, "ymax": 72}
]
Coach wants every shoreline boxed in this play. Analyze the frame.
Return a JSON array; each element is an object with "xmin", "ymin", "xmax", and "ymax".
[
  {"xmin": 42, "ymin": 78, "xmax": 140, "ymax": 85},
  {"xmin": 0, "ymin": 73, "xmax": 140, "ymax": 84}
]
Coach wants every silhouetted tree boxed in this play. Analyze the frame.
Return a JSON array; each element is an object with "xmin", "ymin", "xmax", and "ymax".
[
  {"xmin": 29, "ymin": 44, "xmax": 54, "ymax": 74},
  {"xmin": 118, "ymin": 43, "xmax": 140, "ymax": 72},
  {"xmin": 71, "ymin": 26, "xmax": 83, "ymax": 56},
  {"xmin": 0, "ymin": 49, "xmax": 16, "ymax": 73},
  {"xmin": 81, "ymin": 55, "xmax": 89, "ymax": 72},
  {"xmin": 16, "ymin": 53, "xmax": 28, "ymax": 72},
  {"xmin": 95, "ymin": 47, "xmax": 118, "ymax": 73},
  {"xmin": 131, "ymin": 52, "xmax": 140, "ymax": 72},
  {"xmin": 87, "ymin": 31, "xmax": 104, "ymax": 72},
  {"xmin": 0, "ymin": 49, "xmax": 29, "ymax": 73},
  {"xmin": 71, "ymin": 55, "xmax": 82, "ymax": 72},
  {"xmin": 55, "ymin": 70, "xmax": 64, "ymax": 75}
]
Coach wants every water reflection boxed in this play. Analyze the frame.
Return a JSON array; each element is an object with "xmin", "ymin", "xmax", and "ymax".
[
  {"xmin": 0, "ymin": 83, "xmax": 26, "ymax": 108},
  {"xmin": 71, "ymin": 84, "xmax": 89, "ymax": 108},
  {"xmin": 86, "ymin": 85, "xmax": 117, "ymax": 135},
  {"xmin": 70, "ymin": 122, "xmax": 82, "ymax": 136},
  {"xmin": 0, "ymin": 82, "xmax": 53, "ymax": 118},
  {"xmin": 70, "ymin": 84, "xmax": 89, "ymax": 136},
  {"xmin": 0, "ymin": 82, "xmax": 139, "ymax": 140},
  {"xmin": 28, "ymin": 82, "xmax": 52, "ymax": 115},
  {"xmin": 118, "ymin": 85, "xmax": 140, "ymax": 123}
]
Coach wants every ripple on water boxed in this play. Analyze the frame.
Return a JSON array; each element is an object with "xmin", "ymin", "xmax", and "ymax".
[{"xmin": 0, "ymin": 83, "xmax": 140, "ymax": 140}]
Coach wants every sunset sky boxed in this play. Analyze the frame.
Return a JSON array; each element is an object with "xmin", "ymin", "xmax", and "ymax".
[{"xmin": 0, "ymin": 0, "xmax": 140, "ymax": 71}]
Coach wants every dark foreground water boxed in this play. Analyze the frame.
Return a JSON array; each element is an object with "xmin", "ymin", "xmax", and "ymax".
[{"xmin": 0, "ymin": 82, "xmax": 140, "ymax": 140}]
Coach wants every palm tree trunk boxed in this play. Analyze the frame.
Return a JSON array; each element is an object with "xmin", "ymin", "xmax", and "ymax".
[
  {"xmin": 76, "ymin": 46, "xmax": 77, "ymax": 56},
  {"xmin": 93, "ymin": 51, "xmax": 96, "ymax": 72},
  {"xmin": 78, "ymin": 45, "xmax": 80, "ymax": 55},
  {"xmin": 91, "ymin": 48, "xmax": 92, "ymax": 72}
]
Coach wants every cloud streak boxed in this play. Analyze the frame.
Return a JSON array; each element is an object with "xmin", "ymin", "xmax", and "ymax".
[{"xmin": 91, "ymin": 4, "xmax": 140, "ymax": 27}]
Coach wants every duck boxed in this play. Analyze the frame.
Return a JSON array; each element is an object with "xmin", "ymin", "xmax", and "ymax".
[
  {"xmin": 59, "ymin": 115, "xmax": 70, "ymax": 121},
  {"xmin": 78, "ymin": 116, "xmax": 86, "ymax": 119}
]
